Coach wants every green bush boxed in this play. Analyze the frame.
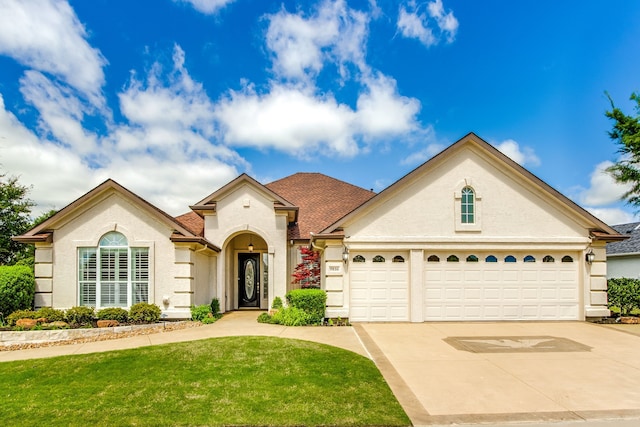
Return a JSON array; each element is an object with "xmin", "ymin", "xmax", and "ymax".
[
  {"xmin": 608, "ymin": 278, "xmax": 640, "ymax": 316},
  {"xmin": 271, "ymin": 296, "xmax": 283, "ymax": 310},
  {"xmin": 257, "ymin": 312, "xmax": 274, "ymax": 324},
  {"xmin": 129, "ymin": 302, "xmax": 161, "ymax": 324},
  {"xmin": 97, "ymin": 307, "xmax": 129, "ymax": 323},
  {"xmin": 191, "ymin": 304, "xmax": 212, "ymax": 321},
  {"xmin": 36, "ymin": 307, "xmax": 66, "ymax": 322},
  {"xmin": 271, "ymin": 306, "xmax": 312, "ymax": 326},
  {"xmin": 210, "ymin": 298, "xmax": 221, "ymax": 316},
  {"xmin": 65, "ymin": 306, "xmax": 95, "ymax": 326},
  {"xmin": 6, "ymin": 309, "xmax": 37, "ymax": 326},
  {"xmin": 286, "ymin": 289, "xmax": 327, "ymax": 324},
  {"xmin": 0, "ymin": 265, "xmax": 35, "ymax": 317}
]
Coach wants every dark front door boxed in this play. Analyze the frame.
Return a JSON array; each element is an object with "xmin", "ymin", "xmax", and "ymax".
[{"xmin": 238, "ymin": 253, "xmax": 260, "ymax": 308}]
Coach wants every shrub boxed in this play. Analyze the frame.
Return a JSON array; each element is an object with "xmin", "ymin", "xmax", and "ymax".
[
  {"xmin": 191, "ymin": 304, "xmax": 212, "ymax": 322},
  {"xmin": 97, "ymin": 307, "xmax": 129, "ymax": 323},
  {"xmin": 65, "ymin": 306, "xmax": 95, "ymax": 326},
  {"xmin": 129, "ymin": 302, "xmax": 161, "ymax": 324},
  {"xmin": 210, "ymin": 298, "xmax": 221, "ymax": 316},
  {"xmin": 36, "ymin": 307, "xmax": 66, "ymax": 322},
  {"xmin": 257, "ymin": 312, "xmax": 274, "ymax": 324},
  {"xmin": 6, "ymin": 309, "xmax": 37, "ymax": 326},
  {"xmin": 271, "ymin": 306, "xmax": 312, "ymax": 326},
  {"xmin": 608, "ymin": 278, "xmax": 640, "ymax": 316},
  {"xmin": 271, "ymin": 296, "xmax": 283, "ymax": 310},
  {"xmin": 0, "ymin": 265, "xmax": 35, "ymax": 317},
  {"xmin": 285, "ymin": 289, "xmax": 327, "ymax": 324}
]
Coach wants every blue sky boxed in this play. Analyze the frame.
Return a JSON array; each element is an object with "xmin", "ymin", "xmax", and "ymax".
[{"xmin": 0, "ymin": 0, "xmax": 639, "ymax": 224}]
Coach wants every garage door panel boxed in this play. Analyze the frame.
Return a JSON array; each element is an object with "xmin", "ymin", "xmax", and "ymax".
[
  {"xmin": 350, "ymin": 252, "xmax": 409, "ymax": 322},
  {"xmin": 424, "ymin": 252, "xmax": 579, "ymax": 321}
]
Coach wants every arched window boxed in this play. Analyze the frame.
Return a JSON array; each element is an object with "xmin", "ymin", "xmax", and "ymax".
[
  {"xmin": 561, "ymin": 255, "xmax": 574, "ymax": 263},
  {"xmin": 466, "ymin": 255, "xmax": 479, "ymax": 262},
  {"xmin": 504, "ymin": 255, "xmax": 517, "ymax": 263},
  {"xmin": 427, "ymin": 255, "xmax": 440, "ymax": 262},
  {"xmin": 543, "ymin": 255, "xmax": 555, "ymax": 263},
  {"xmin": 485, "ymin": 255, "xmax": 498, "ymax": 262},
  {"xmin": 393, "ymin": 255, "xmax": 405, "ymax": 263},
  {"xmin": 373, "ymin": 255, "xmax": 385, "ymax": 263},
  {"xmin": 353, "ymin": 255, "xmax": 365, "ymax": 263},
  {"xmin": 78, "ymin": 232, "xmax": 149, "ymax": 308},
  {"xmin": 461, "ymin": 187, "xmax": 475, "ymax": 224},
  {"xmin": 524, "ymin": 255, "xmax": 536, "ymax": 263},
  {"xmin": 447, "ymin": 255, "xmax": 459, "ymax": 262}
]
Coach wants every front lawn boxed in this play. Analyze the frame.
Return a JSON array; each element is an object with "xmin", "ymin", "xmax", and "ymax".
[{"xmin": 0, "ymin": 336, "xmax": 410, "ymax": 427}]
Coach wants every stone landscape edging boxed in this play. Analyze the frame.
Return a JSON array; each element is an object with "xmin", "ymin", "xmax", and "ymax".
[{"xmin": 0, "ymin": 321, "xmax": 197, "ymax": 349}]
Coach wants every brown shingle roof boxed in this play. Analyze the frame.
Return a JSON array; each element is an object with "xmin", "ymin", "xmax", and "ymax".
[
  {"xmin": 175, "ymin": 211, "xmax": 205, "ymax": 236},
  {"xmin": 265, "ymin": 173, "xmax": 375, "ymax": 240}
]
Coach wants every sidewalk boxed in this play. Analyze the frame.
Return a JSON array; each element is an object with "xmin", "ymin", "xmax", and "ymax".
[{"xmin": 0, "ymin": 311, "xmax": 369, "ymax": 362}]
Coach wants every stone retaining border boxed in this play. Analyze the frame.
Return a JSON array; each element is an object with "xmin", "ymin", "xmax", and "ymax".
[{"xmin": 0, "ymin": 321, "xmax": 202, "ymax": 351}]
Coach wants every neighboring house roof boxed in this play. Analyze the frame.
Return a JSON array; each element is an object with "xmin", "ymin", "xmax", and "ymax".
[
  {"xmin": 607, "ymin": 223, "xmax": 640, "ymax": 255},
  {"xmin": 13, "ymin": 179, "xmax": 220, "ymax": 252},
  {"xmin": 320, "ymin": 132, "xmax": 624, "ymax": 241},
  {"xmin": 265, "ymin": 172, "xmax": 376, "ymax": 240}
]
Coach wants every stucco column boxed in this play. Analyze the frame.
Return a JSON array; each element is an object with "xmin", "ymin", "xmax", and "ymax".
[
  {"xmin": 585, "ymin": 245, "xmax": 610, "ymax": 318},
  {"xmin": 410, "ymin": 249, "xmax": 424, "ymax": 322}
]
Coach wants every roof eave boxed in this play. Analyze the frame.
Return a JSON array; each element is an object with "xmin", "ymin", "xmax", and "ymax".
[
  {"xmin": 170, "ymin": 234, "xmax": 221, "ymax": 252},
  {"xmin": 11, "ymin": 233, "xmax": 53, "ymax": 244}
]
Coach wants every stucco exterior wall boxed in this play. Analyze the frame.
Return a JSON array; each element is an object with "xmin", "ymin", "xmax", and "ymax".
[
  {"xmin": 203, "ymin": 183, "xmax": 289, "ymax": 309},
  {"xmin": 344, "ymin": 148, "xmax": 588, "ymax": 244},
  {"xmin": 44, "ymin": 192, "xmax": 179, "ymax": 314}
]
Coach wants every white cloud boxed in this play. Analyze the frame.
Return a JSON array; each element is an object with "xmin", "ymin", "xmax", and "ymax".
[
  {"xmin": 215, "ymin": 83, "xmax": 359, "ymax": 157},
  {"xmin": 494, "ymin": 139, "xmax": 541, "ymax": 167},
  {"xmin": 266, "ymin": 0, "xmax": 370, "ymax": 81},
  {"xmin": 397, "ymin": 0, "xmax": 458, "ymax": 47},
  {"xmin": 174, "ymin": 0, "xmax": 236, "ymax": 14},
  {"xmin": 577, "ymin": 160, "xmax": 631, "ymax": 206},
  {"xmin": 0, "ymin": 0, "xmax": 107, "ymax": 106},
  {"xmin": 584, "ymin": 207, "xmax": 636, "ymax": 227}
]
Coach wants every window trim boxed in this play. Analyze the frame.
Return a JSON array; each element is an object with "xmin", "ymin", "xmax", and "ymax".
[
  {"xmin": 78, "ymin": 232, "xmax": 150, "ymax": 309},
  {"xmin": 454, "ymin": 180, "xmax": 482, "ymax": 232}
]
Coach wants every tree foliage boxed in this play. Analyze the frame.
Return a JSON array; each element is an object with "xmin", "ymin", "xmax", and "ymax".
[
  {"xmin": 605, "ymin": 92, "xmax": 640, "ymax": 206},
  {"xmin": 0, "ymin": 175, "xmax": 34, "ymax": 265},
  {"xmin": 291, "ymin": 246, "xmax": 321, "ymax": 288},
  {"xmin": 607, "ymin": 277, "xmax": 640, "ymax": 316}
]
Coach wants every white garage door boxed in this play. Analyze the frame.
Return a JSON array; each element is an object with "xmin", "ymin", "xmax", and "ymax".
[
  {"xmin": 350, "ymin": 252, "xmax": 409, "ymax": 322},
  {"xmin": 424, "ymin": 252, "xmax": 579, "ymax": 321}
]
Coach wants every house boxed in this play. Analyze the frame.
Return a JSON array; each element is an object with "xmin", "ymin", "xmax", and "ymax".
[
  {"xmin": 14, "ymin": 133, "xmax": 626, "ymax": 321},
  {"xmin": 606, "ymin": 222, "xmax": 640, "ymax": 279}
]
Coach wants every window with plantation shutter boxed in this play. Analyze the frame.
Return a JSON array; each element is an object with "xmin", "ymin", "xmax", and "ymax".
[{"xmin": 78, "ymin": 232, "xmax": 149, "ymax": 308}]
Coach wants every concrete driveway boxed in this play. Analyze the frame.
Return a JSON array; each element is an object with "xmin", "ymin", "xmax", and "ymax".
[{"xmin": 354, "ymin": 322, "xmax": 640, "ymax": 426}]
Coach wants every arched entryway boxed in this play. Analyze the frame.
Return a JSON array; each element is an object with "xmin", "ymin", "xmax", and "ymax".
[{"xmin": 225, "ymin": 232, "xmax": 269, "ymax": 310}]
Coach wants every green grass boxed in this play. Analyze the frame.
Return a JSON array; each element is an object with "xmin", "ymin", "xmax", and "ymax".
[{"xmin": 0, "ymin": 336, "xmax": 410, "ymax": 427}]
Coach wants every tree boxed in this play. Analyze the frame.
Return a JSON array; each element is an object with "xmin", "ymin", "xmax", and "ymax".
[
  {"xmin": 291, "ymin": 246, "xmax": 321, "ymax": 289},
  {"xmin": 0, "ymin": 175, "xmax": 34, "ymax": 265},
  {"xmin": 605, "ymin": 92, "xmax": 640, "ymax": 206}
]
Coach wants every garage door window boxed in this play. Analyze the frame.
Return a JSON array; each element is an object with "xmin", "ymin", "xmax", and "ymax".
[
  {"xmin": 373, "ymin": 255, "xmax": 385, "ymax": 262},
  {"xmin": 393, "ymin": 256, "xmax": 405, "ymax": 263},
  {"xmin": 524, "ymin": 255, "xmax": 536, "ymax": 262},
  {"xmin": 543, "ymin": 255, "xmax": 555, "ymax": 263},
  {"xmin": 505, "ymin": 255, "xmax": 517, "ymax": 263},
  {"xmin": 562, "ymin": 256, "xmax": 574, "ymax": 263},
  {"xmin": 466, "ymin": 255, "xmax": 479, "ymax": 262},
  {"xmin": 485, "ymin": 255, "xmax": 497, "ymax": 262},
  {"xmin": 353, "ymin": 255, "xmax": 365, "ymax": 263},
  {"xmin": 428, "ymin": 255, "xmax": 440, "ymax": 262},
  {"xmin": 447, "ymin": 255, "xmax": 459, "ymax": 262}
]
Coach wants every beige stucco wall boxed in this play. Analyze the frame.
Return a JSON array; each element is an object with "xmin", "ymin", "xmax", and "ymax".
[
  {"xmin": 41, "ymin": 191, "xmax": 215, "ymax": 318},
  {"xmin": 203, "ymin": 183, "xmax": 289, "ymax": 310},
  {"xmin": 344, "ymin": 147, "xmax": 589, "ymax": 246},
  {"xmin": 328, "ymin": 145, "xmax": 599, "ymax": 321}
]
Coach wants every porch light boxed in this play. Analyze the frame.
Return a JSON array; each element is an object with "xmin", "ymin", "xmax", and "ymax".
[
  {"xmin": 342, "ymin": 246, "xmax": 349, "ymax": 263},
  {"xmin": 585, "ymin": 249, "xmax": 595, "ymax": 264},
  {"xmin": 248, "ymin": 241, "xmax": 254, "ymax": 252}
]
